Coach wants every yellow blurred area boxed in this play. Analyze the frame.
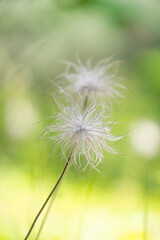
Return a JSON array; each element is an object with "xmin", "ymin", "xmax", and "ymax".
[{"xmin": 1, "ymin": 166, "xmax": 160, "ymax": 240}]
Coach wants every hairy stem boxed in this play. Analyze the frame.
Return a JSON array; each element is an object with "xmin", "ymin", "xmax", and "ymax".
[
  {"xmin": 35, "ymin": 194, "xmax": 55, "ymax": 240},
  {"xmin": 24, "ymin": 147, "xmax": 74, "ymax": 240},
  {"xmin": 83, "ymin": 96, "xmax": 88, "ymax": 111}
]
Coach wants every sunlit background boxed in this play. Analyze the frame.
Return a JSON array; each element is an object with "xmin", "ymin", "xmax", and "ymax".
[{"xmin": 0, "ymin": 0, "xmax": 160, "ymax": 239}]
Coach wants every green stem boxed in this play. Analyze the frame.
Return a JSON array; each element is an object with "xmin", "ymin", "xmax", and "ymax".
[
  {"xmin": 83, "ymin": 96, "xmax": 88, "ymax": 111},
  {"xmin": 35, "ymin": 194, "xmax": 55, "ymax": 240},
  {"xmin": 24, "ymin": 148, "xmax": 74, "ymax": 240}
]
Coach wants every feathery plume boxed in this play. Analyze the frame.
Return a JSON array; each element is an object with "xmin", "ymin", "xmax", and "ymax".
[
  {"xmin": 61, "ymin": 58, "xmax": 125, "ymax": 99},
  {"xmin": 41, "ymin": 100, "xmax": 123, "ymax": 172}
]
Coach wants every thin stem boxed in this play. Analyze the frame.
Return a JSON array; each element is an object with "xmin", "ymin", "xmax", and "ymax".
[
  {"xmin": 35, "ymin": 194, "xmax": 55, "ymax": 240},
  {"xmin": 83, "ymin": 96, "xmax": 88, "ymax": 111},
  {"xmin": 24, "ymin": 147, "xmax": 74, "ymax": 240}
]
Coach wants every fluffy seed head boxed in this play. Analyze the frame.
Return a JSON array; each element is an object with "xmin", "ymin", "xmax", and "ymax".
[
  {"xmin": 62, "ymin": 58, "xmax": 125, "ymax": 99},
  {"xmin": 41, "ymin": 100, "xmax": 122, "ymax": 172}
]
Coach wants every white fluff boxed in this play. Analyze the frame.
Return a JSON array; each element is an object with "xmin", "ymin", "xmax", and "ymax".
[
  {"xmin": 62, "ymin": 58, "xmax": 125, "ymax": 99},
  {"xmin": 41, "ymin": 100, "xmax": 123, "ymax": 172}
]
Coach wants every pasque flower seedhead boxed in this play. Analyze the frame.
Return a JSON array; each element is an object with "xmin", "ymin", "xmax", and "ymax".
[
  {"xmin": 41, "ymin": 100, "xmax": 122, "ymax": 172},
  {"xmin": 62, "ymin": 58, "xmax": 125, "ymax": 99}
]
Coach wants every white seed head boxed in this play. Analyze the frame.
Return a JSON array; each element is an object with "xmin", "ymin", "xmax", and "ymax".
[
  {"xmin": 62, "ymin": 58, "xmax": 125, "ymax": 99},
  {"xmin": 41, "ymin": 101, "xmax": 122, "ymax": 172}
]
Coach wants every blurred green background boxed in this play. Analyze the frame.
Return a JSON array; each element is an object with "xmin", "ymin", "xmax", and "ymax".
[{"xmin": 0, "ymin": 0, "xmax": 160, "ymax": 239}]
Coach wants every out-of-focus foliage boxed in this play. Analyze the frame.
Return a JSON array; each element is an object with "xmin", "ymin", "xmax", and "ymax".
[{"xmin": 0, "ymin": 0, "xmax": 160, "ymax": 239}]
